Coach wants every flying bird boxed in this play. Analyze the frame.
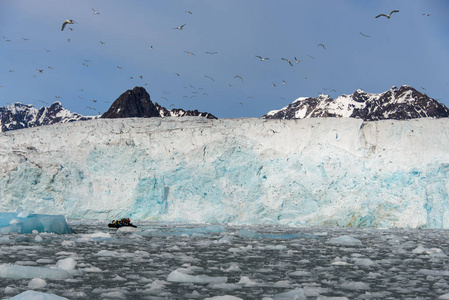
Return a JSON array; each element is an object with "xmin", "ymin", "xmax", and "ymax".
[
  {"xmin": 272, "ymin": 83, "xmax": 276, "ymax": 87},
  {"xmin": 206, "ymin": 51, "xmax": 218, "ymax": 55},
  {"xmin": 375, "ymin": 10, "xmax": 399, "ymax": 18},
  {"xmin": 116, "ymin": 66, "xmax": 123, "ymax": 69},
  {"xmin": 281, "ymin": 58, "xmax": 293, "ymax": 66},
  {"xmin": 100, "ymin": 41, "xmax": 105, "ymax": 45},
  {"xmin": 23, "ymin": 38, "xmax": 29, "ymax": 42},
  {"xmin": 204, "ymin": 75, "xmax": 214, "ymax": 81},
  {"xmin": 317, "ymin": 43, "xmax": 325, "ymax": 49},
  {"xmin": 294, "ymin": 57, "xmax": 300, "ymax": 64},
  {"xmin": 234, "ymin": 75, "xmax": 244, "ymax": 83},
  {"xmin": 255, "ymin": 55, "xmax": 269, "ymax": 61},
  {"xmin": 184, "ymin": 51, "xmax": 195, "ymax": 56},
  {"xmin": 175, "ymin": 73, "xmax": 180, "ymax": 77},
  {"xmin": 173, "ymin": 23, "xmax": 187, "ymax": 30},
  {"xmin": 360, "ymin": 32, "xmax": 370, "ymax": 37},
  {"xmin": 422, "ymin": 13, "xmax": 430, "ymax": 16},
  {"xmin": 186, "ymin": 11, "xmax": 193, "ymax": 14},
  {"xmin": 2, "ymin": 36, "xmax": 11, "ymax": 42},
  {"xmin": 92, "ymin": 8, "xmax": 100, "ymax": 15},
  {"xmin": 61, "ymin": 19, "xmax": 76, "ymax": 31}
]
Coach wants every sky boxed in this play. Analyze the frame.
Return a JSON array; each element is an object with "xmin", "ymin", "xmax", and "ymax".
[{"xmin": 0, "ymin": 0, "xmax": 448, "ymax": 119}]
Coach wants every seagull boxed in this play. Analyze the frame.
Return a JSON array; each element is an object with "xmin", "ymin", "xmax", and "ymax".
[
  {"xmin": 255, "ymin": 55, "xmax": 269, "ymax": 61},
  {"xmin": 206, "ymin": 51, "xmax": 218, "ymax": 55},
  {"xmin": 422, "ymin": 13, "xmax": 430, "ymax": 16},
  {"xmin": 360, "ymin": 32, "xmax": 370, "ymax": 37},
  {"xmin": 184, "ymin": 51, "xmax": 195, "ymax": 56},
  {"xmin": 375, "ymin": 10, "xmax": 399, "ymax": 18},
  {"xmin": 307, "ymin": 55, "xmax": 315, "ymax": 60},
  {"xmin": 281, "ymin": 58, "xmax": 293, "ymax": 66},
  {"xmin": 23, "ymin": 38, "xmax": 29, "ymax": 42},
  {"xmin": 317, "ymin": 43, "xmax": 325, "ymax": 49},
  {"xmin": 116, "ymin": 66, "xmax": 123, "ymax": 69},
  {"xmin": 67, "ymin": 38, "xmax": 70, "ymax": 42},
  {"xmin": 61, "ymin": 19, "xmax": 76, "ymax": 31},
  {"xmin": 37, "ymin": 69, "xmax": 43, "ymax": 73},
  {"xmin": 272, "ymin": 83, "xmax": 276, "ymax": 87},
  {"xmin": 48, "ymin": 66, "xmax": 54, "ymax": 70},
  {"xmin": 173, "ymin": 23, "xmax": 187, "ymax": 30},
  {"xmin": 2, "ymin": 36, "xmax": 11, "ymax": 42},
  {"xmin": 186, "ymin": 11, "xmax": 193, "ymax": 14},
  {"xmin": 294, "ymin": 57, "xmax": 300, "ymax": 64},
  {"xmin": 139, "ymin": 75, "xmax": 143, "ymax": 79},
  {"xmin": 92, "ymin": 8, "xmax": 100, "ymax": 15},
  {"xmin": 175, "ymin": 73, "xmax": 180, "ymax": 77},
  {"xmin": 234, "ymin": 75, "xmax": 244, "ymax": 83},
  {"xmin": 100, "ymin": 41, "xmax": 105, "ymax": 45},
  {"xmin": 149, "ymin": 45, "xmax": 153, "ymax": 50},
  {"xmin": 69, "ymin": 27, "xmax": 74, "ymax": 31},
  {"xmin": 82, "ymin": 63, "xmax": 88, "ymax": 67},
  {"xmin": 204, "ymin": 75, "xmax": 214, "ymax": 81},
  {"xmin": 282, "ymin": 80, "xmax": 286, "ymax": 85}
]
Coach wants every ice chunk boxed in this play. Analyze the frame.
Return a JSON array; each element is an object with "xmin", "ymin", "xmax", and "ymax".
[
  {"xmin": 28, "ymin": 278, "xmax": 47, "ymax": 289},
  {"xmin": 167, "ymin": 269, "xmax": 227, "ymax": 284},
  {"xmin": 272, "ymin": 288, "xmax": 307, "ymax": 299},
  {"xmin": 326, "ymin": 235, "xmax": 362, "ymax": 246},
  {"xmin": 0, "ymin": 212, "xmax": 73, "ymax": 234},
  {"xmin": 0, "ymin": 264, "xmax": 73, "ymax": 279},
  {"xmin": 9, "ymin": 290, "xmax": 68, "ymax": 300},
  {"xmin": 56, "ymin": 257, "xmax": 77, "ymax": 271},
  {"xmin": 341, "ymin": 281, "xmax": 370, "ymax": 290},
  {"xmin": 205, "ymin": 296, "xmax": 243, "ymax": 300}
]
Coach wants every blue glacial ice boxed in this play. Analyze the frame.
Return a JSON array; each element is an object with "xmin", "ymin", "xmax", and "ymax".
[
  {"xmin": 0, "ymin": 208, "xmax": 73, "ymax": 234},
  {"xmin": 1, "ymin": 117, "xmax": 449, "ymax": 228}
]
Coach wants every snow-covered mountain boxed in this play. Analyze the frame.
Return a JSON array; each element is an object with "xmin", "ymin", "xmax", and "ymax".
[
  {"xmin": 0, "ymin": 86, "xmax": 216, "ymax": 132},
  {"xmin": 101, "ymin": 86, "xmax": 217, "ymax": 119},
  {"xmin": 1, "ymin": 116, "xmax": 449, "ymax": 228},
  {"xmin": 263, "ymin": 85, "xmax": 449, "ymax": 120},
  {"xmin": 0, "ymin": 102, "xmax": 97, "ymax": 132}
]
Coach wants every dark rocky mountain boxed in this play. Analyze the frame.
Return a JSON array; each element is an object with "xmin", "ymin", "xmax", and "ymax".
[
  {"xmin": 0, "ymin": 102, "xmax": 96, "ymax": 132},
  {"xmin": 263, "ymin": 85, "xmax": 449, "ymax": 121},
  {"xmin": 0, "ymin": 87, "xmax": 216, "ymax": 132},
  {"xmin": 101, "ymin": 86, "xmax": 217, "ymax": 119}
]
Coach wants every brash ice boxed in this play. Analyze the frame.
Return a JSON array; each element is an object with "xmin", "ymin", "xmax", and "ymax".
[{"xmin": 0, "ymin": 117, "xmax": 449, "ymax": 228}]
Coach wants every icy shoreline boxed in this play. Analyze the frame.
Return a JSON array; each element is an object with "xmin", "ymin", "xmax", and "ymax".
[{"xmin": 1, "ymin": 117, "xmax": 449, "ymax": 228}]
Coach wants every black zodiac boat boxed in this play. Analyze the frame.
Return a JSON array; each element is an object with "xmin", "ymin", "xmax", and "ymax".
[
  {"xmin": 108, "ymin": 218, "xmax": 137, "ymax": 228},
  {"xmin": 108, "ymin": 223, "xmax": 137, "ymax": 228}
]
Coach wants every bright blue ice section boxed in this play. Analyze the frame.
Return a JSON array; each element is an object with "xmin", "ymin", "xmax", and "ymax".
[{"xmin": 0, "ymin": 212, "xmax": 73, "ymax": 234}]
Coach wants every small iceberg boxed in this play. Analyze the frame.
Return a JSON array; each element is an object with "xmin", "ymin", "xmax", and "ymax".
[{"xmin": 0, "ymin": 208, "xmax": 73, "ymax": 234}]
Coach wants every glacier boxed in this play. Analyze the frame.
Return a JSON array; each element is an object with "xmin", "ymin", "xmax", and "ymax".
[{"xmin": 1, "ymin": 117, "xmax": 449, "ymax": 228}]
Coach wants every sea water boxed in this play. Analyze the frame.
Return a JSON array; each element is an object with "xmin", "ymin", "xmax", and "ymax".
[{"xmin": 2, "ymin": 221, "xmax": 449, "ymax": 299}]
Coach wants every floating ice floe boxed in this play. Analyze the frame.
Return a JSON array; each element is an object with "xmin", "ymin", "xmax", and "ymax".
[
  {"xmin": 0, "ymin": 209, "xmax": 73, "ymax": 234},
  {"xmin": 8, "ymin": 290, "xmax": 68, "ymax": 299},
  {"xmin": 0, "ymin": 264, "xmax": 73, "ymax": 279},
  {"xmin": 326, "ymin": 235, "xmax": 362, "ymax": 246},
  {"xmin": 167, "ymin": 268, "xmax": 227, "ymax": 284}
]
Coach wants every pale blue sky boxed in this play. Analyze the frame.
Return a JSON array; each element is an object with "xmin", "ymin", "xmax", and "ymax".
[{"xmin": 0, "ymin": 0, "xmax": 448, "ymax": 118}]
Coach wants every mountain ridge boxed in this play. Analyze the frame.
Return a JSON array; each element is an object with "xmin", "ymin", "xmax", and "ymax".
[{"xmin": 263, "ymin": 85, "xmax": 449, "ymax": 120}]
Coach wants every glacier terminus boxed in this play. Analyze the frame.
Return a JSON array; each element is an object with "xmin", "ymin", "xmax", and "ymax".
[{"xmin": 1, "ymin": 116, "xmax": 449, "ymax": 228}]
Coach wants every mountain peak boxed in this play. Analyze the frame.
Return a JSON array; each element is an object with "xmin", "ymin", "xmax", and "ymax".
[
  {"xmin": 101, "ymin": 86, "xmax": 216, "ymax": 119},
  {"xmin": 263, "ymin": 85, "xmax": 449, "ymax": 121}
]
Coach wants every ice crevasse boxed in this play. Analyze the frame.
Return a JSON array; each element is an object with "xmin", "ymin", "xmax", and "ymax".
[{"xmin": 1, "ymin": 117, "xmax": 449, "ymax": 228}]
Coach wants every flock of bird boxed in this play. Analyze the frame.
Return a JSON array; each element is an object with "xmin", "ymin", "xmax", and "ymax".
[{"xmin": 0, "ymin": 6, "xmax": 437, "ymax": 116}]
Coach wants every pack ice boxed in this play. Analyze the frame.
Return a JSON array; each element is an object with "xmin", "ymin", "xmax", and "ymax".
[
  {"xmin": 1, "ymin": 117, "xmax": 449, "ymax": 228},
  {"xmin": 0, "ymin": 208, "xmax": 73, "ymax": 234}
]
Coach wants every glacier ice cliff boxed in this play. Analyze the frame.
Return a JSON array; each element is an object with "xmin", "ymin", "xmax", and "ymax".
[{"xmin": 1, "ymin": 117, "xmax": 449, "ymax": 228}]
